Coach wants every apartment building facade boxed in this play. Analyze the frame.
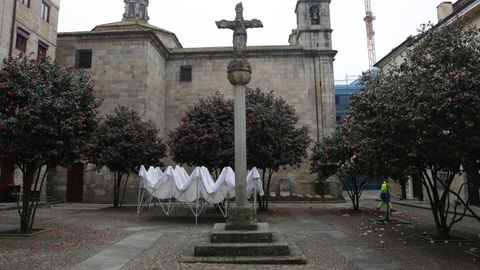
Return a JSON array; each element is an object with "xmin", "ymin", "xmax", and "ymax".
[
  {"xmin": 0, "ymin": 0, "xmax": 60, "ymax": 201},
  {"xmin": 0, "ymin": 0, "xmax": 60, "ymax": 60}
]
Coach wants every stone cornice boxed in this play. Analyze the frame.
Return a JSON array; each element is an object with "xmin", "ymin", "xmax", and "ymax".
[
  {"xmin": 57, "ymin": 31, "xmax": 337, "ymax": 61},
  {"xmin": 169, "ymin": 46, "xmax": 337, "ymax": 60}
]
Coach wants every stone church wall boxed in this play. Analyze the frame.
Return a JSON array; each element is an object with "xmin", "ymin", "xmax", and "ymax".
[
  {"xmin": 53, "ymin": 35, "xmax": 168, "ymax": 203},
  {"xmin": 165, "ymin": 53, "xmax": 319, "ymax": 137},
  {"xmin": 146, "ymin": 41, "xmax": 167, "ymax": 137},
  {"xmin": 165, "ymin": 50, "xmax": 335, "ymax": 194},
  {"xmin": 56, "ymin": 36, "xmax": 154, "ymax": 122}
]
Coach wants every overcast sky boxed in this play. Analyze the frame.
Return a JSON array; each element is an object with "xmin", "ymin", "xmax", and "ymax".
[{"xmin": 58, "ymin": 0, "xmax": 443, "ymax": 80}]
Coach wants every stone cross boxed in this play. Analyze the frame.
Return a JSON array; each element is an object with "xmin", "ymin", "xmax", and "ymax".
[
  {"xmin": 216, "ymin": 3, "xmax": 263, "ymax": 58},
  {"xmin": 216, "ymin": 3, "xmax": 262, "ymax": 229}
]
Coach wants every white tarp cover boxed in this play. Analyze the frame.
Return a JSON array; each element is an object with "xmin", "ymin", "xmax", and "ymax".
[{"xmin": 138, "ymin": 165, "xmax": 264, "ymax": 204}]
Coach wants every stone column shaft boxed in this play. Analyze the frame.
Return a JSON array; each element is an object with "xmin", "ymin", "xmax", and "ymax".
[{"xmin": 234, "ymin": 84, "xmax": 247, "ymax": 207}]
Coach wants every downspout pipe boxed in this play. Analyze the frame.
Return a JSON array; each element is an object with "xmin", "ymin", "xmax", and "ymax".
[
  {"xmin": 8, "ymin": 0, "xmax": 18, "ymax": 57},
  {"xmin": 312, "ymin": 56, "xmax": 321, "ymax": 142}
]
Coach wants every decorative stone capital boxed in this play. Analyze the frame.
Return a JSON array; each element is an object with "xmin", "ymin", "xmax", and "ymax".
[{"xmin": 227, "ymin": 59, "xmax": 252, "ymax": 85}]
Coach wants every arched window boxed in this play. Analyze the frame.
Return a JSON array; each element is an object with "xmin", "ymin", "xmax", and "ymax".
[
  {"xmin": 128, "ymin": 2, "xmax": 136, "ymax": 18},
  {"xmin": 310, "ymin": 5, "xmax": 320, "ymax": 25},
  {"xmin": 139, "ymin": 3, "xmax": 146, "ymax": 20}
]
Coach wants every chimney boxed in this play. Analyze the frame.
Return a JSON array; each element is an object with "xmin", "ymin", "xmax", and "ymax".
[{"xmin": 437, "ymin": 2, "xmax": 453, "ymax": 21}]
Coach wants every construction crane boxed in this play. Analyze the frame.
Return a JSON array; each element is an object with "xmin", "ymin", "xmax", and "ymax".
[{"xmin": 364, "ymin": 0, "xmax": 376, "ymax": 68}]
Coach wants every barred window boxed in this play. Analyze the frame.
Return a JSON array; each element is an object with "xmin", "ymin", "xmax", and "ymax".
[
  {"xmin": 180, "ymin": 66, "xmax": 192, "ymax": 82},
  {"xmin": 75, "ymin": 49, "xmax": 93, "ymax": 69}
]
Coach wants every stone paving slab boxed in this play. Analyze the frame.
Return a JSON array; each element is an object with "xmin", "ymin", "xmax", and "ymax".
[{"xmin": 69, "ymin": 227, "xmax": 164, "ymax": 270}]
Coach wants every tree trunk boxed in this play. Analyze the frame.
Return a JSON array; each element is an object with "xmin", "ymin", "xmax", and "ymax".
[
  {"xmin": 437, "ymin": 224, "xmax": 450, "ymax": 239},
  {"xmin": 113, "ymin": 172, "xmax": 123, "ymax": 208},
  {"xmin": 353, "ymin": 176, "xmax": 360, "ymax": 211},
  {"xmin": 120, "ymin": 174, "xmax": 130, "ymax": 207},
  {"xmin": 29, "ymin": 166, "xmax": 47, "ymax": 230},
  {"xmin": 258, "ymin": 168, "xmax": 268, "ymax": 211},
  {"xmin": 20, "ymin": 165, "xmax": 35, "ymax": 233},
  {"xmin": 421, "ymin": 170, "xmax": 453, "ymax": 239},
  {"xmin": 353, "ymin": 195, "xmax": 359, "ymax": 211},
  {"xmin": 258, "ymin": 169, "xmax": 275, "ymax": 211},
  {"xmin": 257, "ymin": 192, "xmax": 263, "ymax": 210},
  {"xmin": 265, "ymin": 169, "xmax": 274, "ymax": 210}
]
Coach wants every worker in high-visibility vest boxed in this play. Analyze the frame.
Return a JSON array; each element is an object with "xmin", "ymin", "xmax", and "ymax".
[{"xmin": 377, "ymin": 179, "xmax": 394, "ymax": 211}]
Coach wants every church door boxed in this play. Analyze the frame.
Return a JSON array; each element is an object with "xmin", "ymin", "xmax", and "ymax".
[{"xmin": 66, "ymin": 163, "xmax": 84, "ymax": 202}]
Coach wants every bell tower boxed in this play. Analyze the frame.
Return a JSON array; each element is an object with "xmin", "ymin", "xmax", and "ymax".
[
  {"xmin": 291, "ymin": 0, "xmax": 332, "ymax": 50},
  {"xmin": 123, "ymin": 0, "xmax": 150, "ymax": 22}
]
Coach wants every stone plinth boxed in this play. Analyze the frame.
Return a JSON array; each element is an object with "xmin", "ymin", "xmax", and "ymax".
[
  {"xmin": 182, "ymin": 223, "xmax": 306, "ymax": 264},
  {"xmin": 211, "ymin": 223, "xmax": 272, "ymax": 243},
  {"xmin": 225, "ymin": 206, "xmax": 257, "ymax": 231}
]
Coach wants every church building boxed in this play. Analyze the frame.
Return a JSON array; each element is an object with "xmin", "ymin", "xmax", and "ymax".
[{"xmin": 49, "ymin": 0, "xmax": 337, "ymax": 203}]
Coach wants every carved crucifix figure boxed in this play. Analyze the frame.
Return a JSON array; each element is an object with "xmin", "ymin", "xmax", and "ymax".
[{"xmin": 216, "ymin": 3, "xmax": 263, "ymax": 58}]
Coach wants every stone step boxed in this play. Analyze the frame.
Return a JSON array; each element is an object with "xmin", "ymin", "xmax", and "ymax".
[
  {"xmin": 181, "ymin": 254, "xmax": 307, "ymax": 265},
  {"xmin": 194, "ymin": 234, "xmax": 290, "ymax": 257},
  {"xmin": 182, "ymin": 230, "xmax": 307, "ymax": 264},
  {"xmin": 210, "ymin": 223, "xmax": 273, "ymax": 243}
]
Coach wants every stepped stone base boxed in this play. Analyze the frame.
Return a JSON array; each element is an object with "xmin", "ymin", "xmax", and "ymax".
[
  {"xmin": 181, "ymin": 223, "xmax": 306, "ymax": 264},
  {"xmin": 211, "ymin": 223, "xmax": 273, "ymax": 243}
]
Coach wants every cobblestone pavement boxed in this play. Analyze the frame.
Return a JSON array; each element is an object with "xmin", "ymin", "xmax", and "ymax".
[
  {"xmin": 0, "ymin": 206, "xmax": 132, "ymax": 270},
  {"xmin": 0, "ymin": 201, "xmax": 479, "ymax": 270}
]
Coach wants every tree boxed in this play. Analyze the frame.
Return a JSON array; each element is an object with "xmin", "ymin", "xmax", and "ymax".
[
  {"xmin": 169, "ymin": 88, "xmax": 310, "ymax": 210},
  {"xmin": 0, "ymin": 55, "xmax": 100, "ymax": 233},
  {"xmin": 88, "ymin": 106, "xmax": 166, "ymax": 208},
  {"xmin": 350, "ymin": 23, "xmax": 480, "ymax": 238},
  {"xmin": 310, "ymin": 125, "xmax": 371, "ymax": 211},
  {"xmin": 169, "ymin": 92, "xmax": 234, "ymax": 177},
  {"xmin": 246, "ymin": 88, "xmax": 310, "ymax": 210}
]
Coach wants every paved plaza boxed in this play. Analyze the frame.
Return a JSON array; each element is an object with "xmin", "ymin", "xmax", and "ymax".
[{"xmin": 0, "ymin": 199, "xmax": 479, "ymax": 270}]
